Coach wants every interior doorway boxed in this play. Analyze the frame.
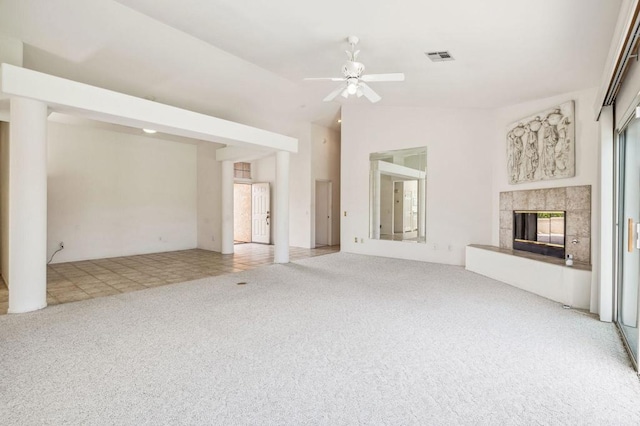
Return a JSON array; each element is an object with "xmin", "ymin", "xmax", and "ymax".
[
  {"xmin": 315, "ymin": 180, "xmax": 332, "ymax": 247},
  {"xmin": 233, "ymin": 183, "xmax": 252, "ymax": 243},
  {"xmin": 233, "ymin": 182, "xmax": 271, "ymax": 245}
]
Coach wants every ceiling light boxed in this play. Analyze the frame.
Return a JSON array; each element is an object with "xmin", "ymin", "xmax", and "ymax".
[
  {"xmin": 347, "ymin": 83, "xmax": 358, "ymax": 95},
  {"xmin": 143, "ymin": 128, "xmax": 157, "ymax": 134}
]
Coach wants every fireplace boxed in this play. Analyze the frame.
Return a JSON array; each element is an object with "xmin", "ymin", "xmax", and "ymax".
[{"xmin": 513, "ymin": 210, "xmax": 565, "ymax": 259}]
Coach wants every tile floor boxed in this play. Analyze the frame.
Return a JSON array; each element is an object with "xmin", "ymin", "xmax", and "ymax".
[{"xmin": 0, "ymin": 244, "xmax": 339, "ymax": 315}]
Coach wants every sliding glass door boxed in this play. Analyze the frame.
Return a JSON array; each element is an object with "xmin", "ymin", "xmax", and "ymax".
[{"xmin": 616, "ymin": 116, "xmax": 640, "ymax": 365}]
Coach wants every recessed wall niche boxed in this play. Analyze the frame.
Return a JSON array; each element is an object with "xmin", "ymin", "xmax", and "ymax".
[{"xmin": 499, "ymin": 185, "xmax": 591, "ymax": 263}]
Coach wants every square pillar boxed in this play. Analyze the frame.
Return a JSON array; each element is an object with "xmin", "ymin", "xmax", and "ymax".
[
  {"xmin": 221, "ymin": 160, "xmax": 234, "ymax": 254},
  {"xmin": 274, "ymin": 151, "xmax": 290, "ymax": 263},
  {"xmin": 8, "ymin": 97, "xmax": 48, "ymax": 313}
]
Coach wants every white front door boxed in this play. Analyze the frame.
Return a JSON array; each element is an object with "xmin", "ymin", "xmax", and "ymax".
[{"xmin": 251, "ymin": 182, "xmax": 270, "ymax": 244}]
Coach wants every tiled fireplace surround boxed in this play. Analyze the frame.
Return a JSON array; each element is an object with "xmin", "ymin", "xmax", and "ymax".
[{"xmin": 499, "ymin": 185, "xmax": 591, "ymax": 264}]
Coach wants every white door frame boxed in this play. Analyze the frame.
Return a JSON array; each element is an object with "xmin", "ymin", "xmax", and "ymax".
[
  {"xmin": 392, "ymin": 180, "xmax": 403, "ymax": 236},
  {"xmin": 315, "ymin": 180, "xmax": 332, "ymax": 247}
]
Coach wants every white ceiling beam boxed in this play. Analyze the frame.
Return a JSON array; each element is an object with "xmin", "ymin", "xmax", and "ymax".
[{"xmin": 0, "ymin": 64, "xmax": 297, "ymax": 153}]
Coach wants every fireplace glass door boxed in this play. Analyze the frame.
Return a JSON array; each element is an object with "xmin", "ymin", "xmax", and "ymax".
[{"xmin": 617, "ymin": 116, "xmax": 640, "ymax": 364}]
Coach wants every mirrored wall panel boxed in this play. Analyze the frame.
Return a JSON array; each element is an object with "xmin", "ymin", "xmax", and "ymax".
[{"xmin": 370, "ymin": 147, "xmax": 427, "ymax": 243}]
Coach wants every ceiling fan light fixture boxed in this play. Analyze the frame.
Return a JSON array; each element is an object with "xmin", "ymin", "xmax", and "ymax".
[{"xmin": 304, "ymin": 36, "xmax": 404, "ymax": 103}]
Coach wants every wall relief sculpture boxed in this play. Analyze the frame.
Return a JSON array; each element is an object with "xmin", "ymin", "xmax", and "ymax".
[{"xmin": 506, "ymin": 101, "xmax": 575, "ymax": 184}]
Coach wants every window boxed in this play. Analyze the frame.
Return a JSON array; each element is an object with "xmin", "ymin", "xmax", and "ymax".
[{"xmin": 234, "ymin": 162, "xmax": 251, "ymax": 179}]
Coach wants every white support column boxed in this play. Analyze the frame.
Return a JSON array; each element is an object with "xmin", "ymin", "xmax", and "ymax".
[
  {"xmin": 221, "ymin": 160, "xmax": 234, "ymax": 255},
  {"xmin": 8, "ymin": 97, "xmax": 48, "ymax": 313},
  {"xmin": 274, "ymin": 151, "xmax": 290, "ymax": 263}
]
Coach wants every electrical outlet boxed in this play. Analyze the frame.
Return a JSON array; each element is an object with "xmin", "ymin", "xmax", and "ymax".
[
  {"xmin": 211, "ymin": 235, "xmax": 215, "ymax": 242},
  {"xmin": 59, "ymin": 241, "xmax": 64, "ymax": 249},
  {"xmin": 354, "ymin": 237, "xmax": 358, "ymax": 243}
]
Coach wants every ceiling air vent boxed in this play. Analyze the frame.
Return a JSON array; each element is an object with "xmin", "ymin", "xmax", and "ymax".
[{"xmin": 426, "ymin": 51, "xmax": 454, "ymax": 62}]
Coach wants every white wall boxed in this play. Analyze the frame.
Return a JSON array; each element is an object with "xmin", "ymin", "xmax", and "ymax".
[
  {"xmin": 47, "ymin": 122, "xmax": 198, "ymax": 263},
  {"xmin": 0, "ymin": 34, "xmax": 23, "ymax": 67},
  {"xmin": 251, "ymin": 123, "xmax": 326, "ymax": 249},
  {"xmin": 340, "ymin": 104, "xmax": 494, "ymax": 265},
  {"xmin": 311, "ymin": 124, "xmax": 341, "ymax": 247},
  {"xmin": 288, "ymin": 125, "xmax": 312, "ymax": 248},
  {"xmin": 196, "ymin": 142, "xmax": 224, "ymax": 251},
  {"xmin": 0, "ymin": 121, "xmax": 9, "ymax": 281},
  {"xmin": 492, "ymin": 87, "xmax": 601, "ymax": 311}
]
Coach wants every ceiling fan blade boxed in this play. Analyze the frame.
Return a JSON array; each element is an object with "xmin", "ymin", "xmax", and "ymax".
[
  {"xmin": 304, "ymin": 77, "xmax": 345, "ymax": 82},
  {"xmin": 360, "ymin": 73, "xmax": 405, "ymax": 82},
  {"xmin": 360, "ymin": 82, "xmax": 381, "ymax": 103},
  {"xmin": 323, "ymin": 84, "xmax": 347, "ymax": 102}
]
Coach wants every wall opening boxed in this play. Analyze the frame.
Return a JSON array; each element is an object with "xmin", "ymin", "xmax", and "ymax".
[{"xmin": 233, "ymin": 183, "xmax": 252, "ymax": 244}]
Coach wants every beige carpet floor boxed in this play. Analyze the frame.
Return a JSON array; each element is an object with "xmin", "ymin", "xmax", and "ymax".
[{"xmin": 1, "ymin": 253, "xmax": 639, "ymax": 424}]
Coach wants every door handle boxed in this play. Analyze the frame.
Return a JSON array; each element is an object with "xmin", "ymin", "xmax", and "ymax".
[{"xmin": 266, "ymin": 214, "xmax": 270, "ymax": 226}]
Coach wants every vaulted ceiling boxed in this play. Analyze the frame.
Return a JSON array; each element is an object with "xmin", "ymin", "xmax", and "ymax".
[{"xmin": 0, "ymin": 0, "xmax": 623, "ymax": 133}]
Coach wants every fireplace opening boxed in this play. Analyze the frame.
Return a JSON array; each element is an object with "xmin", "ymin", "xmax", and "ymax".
[{"xmin": 513, "ymin": 210, "xmax": 565, "ymax": 259}]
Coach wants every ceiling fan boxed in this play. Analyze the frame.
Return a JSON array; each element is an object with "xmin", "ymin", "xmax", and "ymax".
[{"xmin": 304, "ymin": 36, "xmax": 405, "ymax": 103}]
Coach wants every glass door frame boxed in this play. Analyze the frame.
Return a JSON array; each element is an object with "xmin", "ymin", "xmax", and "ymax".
[{"xmin": 614, "ymin": 112, "xmax": 640, "ymax": 371}]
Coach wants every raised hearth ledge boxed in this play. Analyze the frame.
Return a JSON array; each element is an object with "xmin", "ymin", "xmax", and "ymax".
[
  {"xmin": 465, "ymin": 244, "xmax": 591, "ymax": 310},
  {"xmin": 469, "ymin": 244, "xmax": 591, "ymax": 271}
]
